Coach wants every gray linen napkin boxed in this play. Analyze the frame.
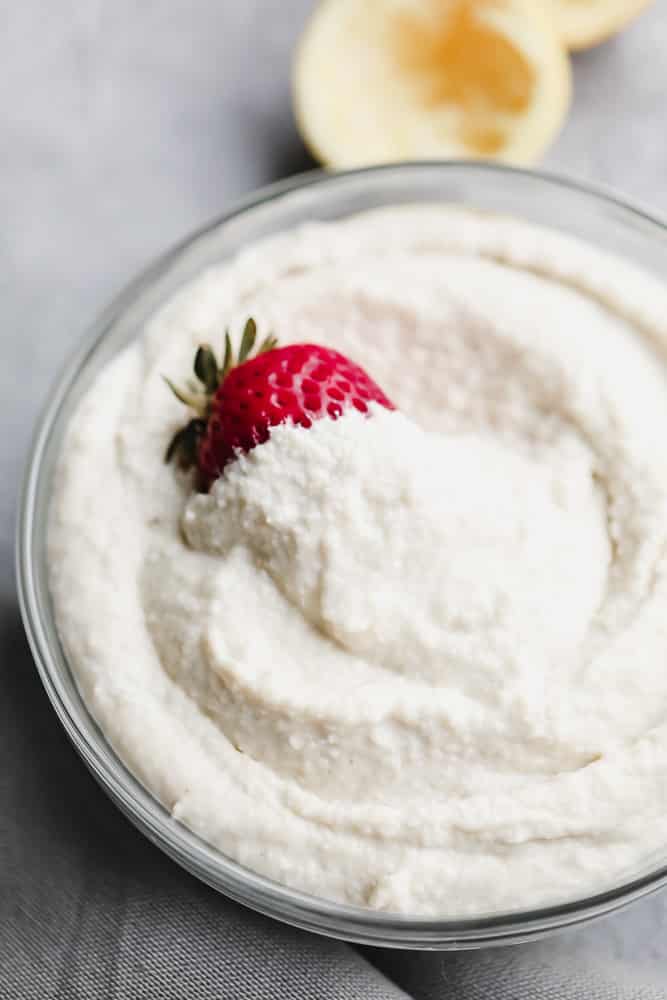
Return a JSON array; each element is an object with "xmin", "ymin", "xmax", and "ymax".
[{"xmin": 1, "ymin": 606, "xmax": 665, "ymax": 1000}]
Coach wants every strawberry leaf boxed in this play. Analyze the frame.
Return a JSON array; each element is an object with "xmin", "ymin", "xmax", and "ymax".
[
  {"xmin": 164, "ymin": 425, "xmax": 191, "ymax": 465},
  {"xmin": 163, "ymin": 375, "xmax": 197, "ymax": 409},
  {"xmin": 258, "ymin": 333, "xmax": 278, "ymax": 355},
  {"xmin": 221, "ymin": 331, "xmax": 233, "ymax": 378},
  {"xmin": 194, "ymin": 344, "xmax": 219, "ymax": 393},
  {"xmin": 238, "ymin": 318, "xmax": 257, "ymax": 364},
  {"xmin": 165, "ymin": 418, "xmax": 206, "ymax": 468}
]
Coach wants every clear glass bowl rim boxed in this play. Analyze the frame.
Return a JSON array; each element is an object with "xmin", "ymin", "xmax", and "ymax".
[{"xmin": 16, "ymin": 160, "xmax": 667, "ymax": 950}]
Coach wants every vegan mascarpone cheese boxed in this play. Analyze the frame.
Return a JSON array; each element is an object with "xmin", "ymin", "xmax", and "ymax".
[{"xmin": 48, "ymin": 206, "xmax": 667, "ymax": 916}]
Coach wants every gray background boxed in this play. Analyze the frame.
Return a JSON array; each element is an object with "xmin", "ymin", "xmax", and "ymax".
[{"xmin": 2, "ymin": 0, "xmax": 667, "ymax": 984}]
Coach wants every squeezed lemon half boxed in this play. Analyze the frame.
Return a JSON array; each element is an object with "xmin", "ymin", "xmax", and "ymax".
[{"xmin": 293, "ymin": 0, "xmax": 572, "ymax": 168}]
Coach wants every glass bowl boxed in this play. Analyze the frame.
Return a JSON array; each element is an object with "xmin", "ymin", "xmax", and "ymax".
[{"xmin": 17, "ymin": 162, "xmax": 667, "ymax": 949}]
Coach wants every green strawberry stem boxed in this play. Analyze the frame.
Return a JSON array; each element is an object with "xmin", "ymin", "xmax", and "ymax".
[{"xmin": 164, "ymin": 317, "xmax": 278, "ymax": 469}]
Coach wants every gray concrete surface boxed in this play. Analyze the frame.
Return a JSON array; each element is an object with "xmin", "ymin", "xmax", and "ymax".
[{"xmin": 2, "ymin": 0, "xmax": 667, "ymax": 980}]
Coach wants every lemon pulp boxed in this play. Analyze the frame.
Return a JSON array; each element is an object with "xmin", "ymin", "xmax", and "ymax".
[{"xmin": 395, "ymin": 0, "xmax": 535, "ymax": 156}]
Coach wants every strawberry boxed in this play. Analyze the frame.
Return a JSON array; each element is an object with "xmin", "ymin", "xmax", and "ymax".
[{"xmin": 165, "ymin": 318, "xmax": 394, "ymax": 489}]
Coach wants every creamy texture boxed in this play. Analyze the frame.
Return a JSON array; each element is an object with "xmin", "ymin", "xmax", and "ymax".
[{"xmin": 49, "ymin": 206, "xmax": 667, "ymax": 916}]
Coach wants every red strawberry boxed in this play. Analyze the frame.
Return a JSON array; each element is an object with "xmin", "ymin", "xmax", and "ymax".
[{"xmin": 165, "ymin": 318, "xmax": 394, "ymax": 490}]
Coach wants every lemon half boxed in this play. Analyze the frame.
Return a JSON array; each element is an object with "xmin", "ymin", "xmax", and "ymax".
[
  {"xmin": 547, "ymin": 0, "xmax": 654, "ymax": 50},
  {"xmin": 293, "ymin": 0, "xmax": 571, "ymax": 168}
]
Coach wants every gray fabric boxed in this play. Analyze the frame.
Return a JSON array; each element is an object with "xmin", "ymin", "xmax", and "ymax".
[
  {"xmin": 3, "ymin": 0, "xmax": 667, "ymax": 995},
  {"xmin": 370, "ymin": 950, "xmax": 667, "ymax": 1000}
]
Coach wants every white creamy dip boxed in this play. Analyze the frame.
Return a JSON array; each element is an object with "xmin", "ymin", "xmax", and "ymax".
[{"xmin": 49, "ymin": 206, "xmax": 667, "ymax": 915}]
